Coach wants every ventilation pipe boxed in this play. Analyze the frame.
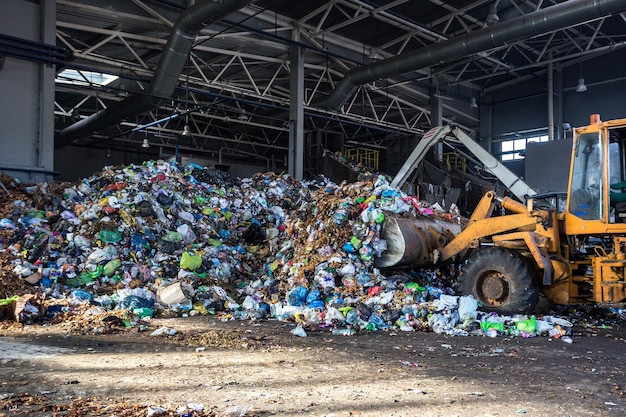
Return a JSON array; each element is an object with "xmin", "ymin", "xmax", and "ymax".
[
  {"xmin": 56, "ymin": 0, "xmax": 252, "ymax": 148},
  {"xmin": 328, "ymin": 0, "xmax": 626, "ymax": 111}
]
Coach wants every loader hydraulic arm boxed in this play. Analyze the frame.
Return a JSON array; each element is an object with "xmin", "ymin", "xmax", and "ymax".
[
  {"xmin": 449, "ymin": 126, "xmax": 536, "ymax": 202},
  {"xmin": 390, "ymin": 125, "xmax": 537, "ymax": 202},
  {"xmin": 438, "ymin": 191, "xmax": 549, "ymax": 262}
]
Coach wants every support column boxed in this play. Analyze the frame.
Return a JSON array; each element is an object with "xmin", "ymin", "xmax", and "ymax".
[
  {"xmin": 430, "ymin": 76, "xmax": 444, "ymax": 162},
  {"xmin": 480, "ymin": 96, "xmax": 494, "ymax": 153},
  {"xmin": 288, "ymin": 27, "xmax": 304, "ymax": 180},
  {"xmin": 547, "ymin": 53, "xmax": 554, "ymax": 141},
  {"xmin": 39, "ymin": 0, "xmax": 56, "ymax": 175},
  {"xmin": 555, "ymin": 67, "xmax": 564, "ymax": 139}
]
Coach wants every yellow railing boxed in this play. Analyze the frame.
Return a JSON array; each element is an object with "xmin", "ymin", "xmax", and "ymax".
[
  {"xmin": 345, "ymin": 148, "xmax": 379, "ymax": 170},
  {"xmin": 443, "ymin": 152, "xmax": 466, "ymax": 172}
]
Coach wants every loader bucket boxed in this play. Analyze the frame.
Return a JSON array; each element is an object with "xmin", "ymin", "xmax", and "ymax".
[{"xmin": 375, "ymin": 214, "xmax": 462, "ymax": 269}]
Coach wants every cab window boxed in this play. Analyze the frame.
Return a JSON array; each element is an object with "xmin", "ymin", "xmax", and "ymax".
[{"xmin": 568, "ymin": 132, "xmax": 603, "ymax": 220}]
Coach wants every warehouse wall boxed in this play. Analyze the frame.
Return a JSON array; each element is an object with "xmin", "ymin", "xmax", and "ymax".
[
  {"xmin": 54, "ymin": 145, "xmax": 268, "ymax": 182},
  {"xmin": 488, "ymin": 48, "xmax": 626, "ymax": 137},
  {"xmin": 0, "ymin": 0, "xmax": 56, "ymax": 183},
  {"xmin": 55, "ymin": 146, "xmax": 156, "ymax": 182},
  {"xmin": 484, "ymin": 48, "xmax": 626, "ymax": 192}
]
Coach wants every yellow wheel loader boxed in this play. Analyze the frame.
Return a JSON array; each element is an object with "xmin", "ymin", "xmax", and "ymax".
[{"xmin": 377, "ymin": 115, "xmax": 626, "ymax": 314}]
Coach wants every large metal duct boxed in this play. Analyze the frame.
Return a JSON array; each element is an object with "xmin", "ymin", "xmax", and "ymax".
[
  {"xmin": 55, "ymin": 0, "xmax": 253, "ymax": 148},
  {"xmin": 328, "ymin": 0, "xmax": 626, "ymax": 111}
]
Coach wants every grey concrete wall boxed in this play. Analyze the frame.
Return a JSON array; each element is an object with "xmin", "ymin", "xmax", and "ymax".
[{"xmin": 0, "ymin": 0, "xmax": 56, "ymax": 183}]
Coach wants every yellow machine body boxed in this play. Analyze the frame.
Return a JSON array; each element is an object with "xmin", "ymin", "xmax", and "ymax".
[
  {"xmin": 379, "ymin": 115, "xmax": 626, "ymax": 312},
  {"xmin": 551, "ymin": 115, "xmax": 626, "ymax": 305}
]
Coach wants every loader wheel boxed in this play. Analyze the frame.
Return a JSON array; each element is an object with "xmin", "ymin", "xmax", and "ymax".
[{"xmin": 459, "ymin": 247, "xmax": 539, "ymax": 315}]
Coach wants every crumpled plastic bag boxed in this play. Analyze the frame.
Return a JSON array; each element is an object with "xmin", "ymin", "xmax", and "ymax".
[
  {"xmin": 177, "ymin": 224, "xmax": 197, "ymax": 244},
  {"xmin": 458, "ymin": 295, "xmax": 478, "ymax": 320},
  {"xmin": 433, "ymin": 294, "xmax": 459, "ymax": 311},
  {"xmin": 117, "ymin": 295, "xmax": 155, "ymax": 310},
  {"xmin": 290, "ymin": 324, "xmax": 307, "ymax": 337},
  {"xmin": 150, "ymin": 326, "xmax": 177, "ymax": 337},
  {"xmin": 87, "ymin": 248, "xmax": 111, "ymax": 264},
  {"xmin": 180, "ymin": 252, "xmax": 202, "ymax": 271},
  {"xmin": 103, "ymin": 259, "xmax": 121, "ymax": 277},
  {"xmin": 428, "ymin": 310, "xmax": 460, "ymax": 335},
  {"xmin": 515, "ymin": 315, "xmax": 537, "ymax": 332}
]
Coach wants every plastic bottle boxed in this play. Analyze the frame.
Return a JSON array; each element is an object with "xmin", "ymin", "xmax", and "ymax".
[{"xmin": 331, "ymin": 327, "xmax": 356, "ymax": 336}]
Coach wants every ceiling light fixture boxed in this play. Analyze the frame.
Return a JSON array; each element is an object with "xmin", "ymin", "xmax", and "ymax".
[
  {"xmin": 182, "ymin": 124, "xmax": 191, "ymax": 136},
  {"xmin": 470, "ymin": 97, "xmax": 478, "ymax": 108},
  {"xmin": 576, "ymin": 59, "xmax": 587, "ymax": 93},
  {"xmin": 369, "ymin": 47, "xmax": 382, "ymax": 62},
  {"xmin": 238, "ymin": 109, "xmax": 250, "ymax": 121},
  {"xmin": 141, "ymin": 138, "xmax": 150, "ymax": 148}
]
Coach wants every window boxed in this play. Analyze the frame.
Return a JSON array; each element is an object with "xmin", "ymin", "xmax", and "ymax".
[
  {"xmin": 55, "ymin": 69, "xmax": 118, "ymax": 87},
  {"xmin": 500, "ymin": 135, "xmax": 549, "ymax": 161}
]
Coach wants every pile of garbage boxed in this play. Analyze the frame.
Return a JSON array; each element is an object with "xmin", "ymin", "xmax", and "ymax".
[{"xmin": 0, "ymin": 161, "xmax": 576, "ymax": 340}]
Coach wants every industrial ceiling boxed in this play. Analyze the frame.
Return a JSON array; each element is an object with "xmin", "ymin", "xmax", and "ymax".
[{"xmin": 51, "ymin": 0, "xmax": 626, "ymax": 174}]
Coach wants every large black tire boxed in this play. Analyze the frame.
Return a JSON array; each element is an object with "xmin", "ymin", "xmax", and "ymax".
[{"xmin": 459, "ymin": 247, "xmax": 539, "ymax": 315}]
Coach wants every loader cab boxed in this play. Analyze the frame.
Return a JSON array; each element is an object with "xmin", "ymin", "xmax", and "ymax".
[
  {"xmin": 608, "ymin": 126, "xmax": 626, "ymax": 223},
  {"xmin": 565, "ymin": 114, "xmax": 626, "ymax": 234}
]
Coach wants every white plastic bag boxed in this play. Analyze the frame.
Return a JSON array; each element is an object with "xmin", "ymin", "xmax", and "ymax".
[{"xmin": 458, "ymin": 295, "xmax": 478, "ymax": 320}]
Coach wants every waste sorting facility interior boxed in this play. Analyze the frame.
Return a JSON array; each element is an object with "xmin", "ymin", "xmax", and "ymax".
[{"xmin": 1, "ymin": 0, "xmax": 626, "ymax": 187}]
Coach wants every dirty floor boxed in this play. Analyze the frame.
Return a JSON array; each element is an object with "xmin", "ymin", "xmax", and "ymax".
[{"xmin": 1, "ymin": 316, "xmax": 625, "ymax": 417}]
